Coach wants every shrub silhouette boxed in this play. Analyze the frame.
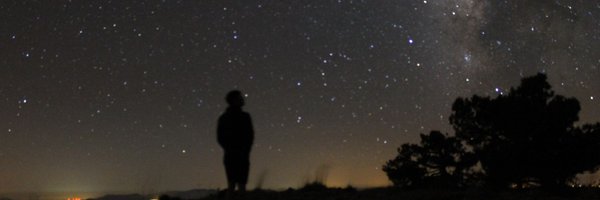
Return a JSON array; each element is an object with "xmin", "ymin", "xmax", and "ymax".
[
  {"xmin": 383, "ymin": 131, "xmax": 477, "ymax": 188},
  {"xmin": 383, "ymin": 143, "xmax": 426, "ymax": 188},
  {"xmin": 384, "ymin": 73, "xmax": 600, "ymax": 189}
]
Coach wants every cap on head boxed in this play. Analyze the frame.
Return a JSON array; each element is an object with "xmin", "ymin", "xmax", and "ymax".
[{"xmin": 225, "ymin": 90, "xmax": 245, "ymax": 107}]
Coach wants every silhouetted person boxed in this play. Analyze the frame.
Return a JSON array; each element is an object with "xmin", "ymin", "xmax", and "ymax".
[{"xmin": 217, "ymin": 90, "xmax": 254, "ymax": 195}]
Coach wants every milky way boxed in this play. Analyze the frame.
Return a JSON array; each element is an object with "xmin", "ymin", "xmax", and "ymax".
[{"xmin": 1, "ymin": 0, "xmax": 599, "ymax": 195}]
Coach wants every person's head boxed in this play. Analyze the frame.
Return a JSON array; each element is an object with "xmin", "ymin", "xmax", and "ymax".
[{"xmin": 225, "ymin": 90, "xmax": 245, "ymax": 107}]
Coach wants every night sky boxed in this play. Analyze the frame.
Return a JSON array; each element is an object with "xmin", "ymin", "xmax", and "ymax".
[{"xmin": 2, "ymin": 0, "xmax": 600, "ymax": 196}]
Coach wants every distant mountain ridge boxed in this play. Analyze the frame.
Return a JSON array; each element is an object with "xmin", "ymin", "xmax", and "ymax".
[
  {"xmin": 162, "ymin": 189, "xmax": 217, "ymax": 199},
  {"xmin": 88, "ymin": 189, "xmax": 217, "ymax": 200},
  {"xmin": 87, "ymin": 194, "xmax": 147, "ymax": 200}
]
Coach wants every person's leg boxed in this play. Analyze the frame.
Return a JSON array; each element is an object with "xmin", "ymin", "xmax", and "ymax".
[
  {"xmin": 238, "ymin": 183, "xmax": 246, "ymax": 192},
  {"xmin": 224, "ymin": 153, "xmax": 236, "ymax": 193},
  {"xmin": 237, "ymin": 157, "xmax": 248, "ymax": 198},
  {"xmin": 238, "ymin": 154, "xmax": 250, "ymax": 192}
]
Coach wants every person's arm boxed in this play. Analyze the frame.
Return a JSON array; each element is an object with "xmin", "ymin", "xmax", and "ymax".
[
  {"xmin": 241, "ymin": 113, "xmax": 254, "ymax": 151},
  {"xmin": 247, "ymin": 114, "xmax": 255, "ymax": 145},
  {"xmin": 217, "ymin": 116, "xmax": 225, "ymax": 147}
]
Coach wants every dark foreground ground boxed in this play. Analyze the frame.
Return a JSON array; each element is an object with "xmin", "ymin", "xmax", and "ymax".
[
  {"xmin": 192, "ymin": 187, "xmax": 600, "ymax": 200},
  {"xmin": 82, "ymin": 185, "xmax": 600, "ymax": 200}
]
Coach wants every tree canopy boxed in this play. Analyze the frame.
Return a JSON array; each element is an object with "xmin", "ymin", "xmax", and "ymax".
[{"xmin": 384, "ymin": 73, "xmax": 600, "ymax": 189}]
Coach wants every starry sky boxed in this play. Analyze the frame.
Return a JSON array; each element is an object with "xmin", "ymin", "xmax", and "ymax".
[{"xmin": 2, "ymin": 0, "xmax": 600, "ymax": 196}]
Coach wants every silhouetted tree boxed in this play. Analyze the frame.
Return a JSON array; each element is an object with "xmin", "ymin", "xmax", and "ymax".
[
  {"xmin": 383, "ymin": 131, "xmax": 476, "ymax": 188},
  {"xmin": 385, "ymin": 73, "xmax": 600, "ymax": 189},
  {"xmin": 450, "ymin": 73, "xmax": 600, "ymax": 188},
  {"xmin": 383, "ymin": 143, "xmax": 426, "ymax": 188}
]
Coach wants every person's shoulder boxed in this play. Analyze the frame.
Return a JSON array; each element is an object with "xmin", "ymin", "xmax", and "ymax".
[
  {"xmin": 218, "ymin": 112, "xmax": 228, "ymax": 120},
  {"xmin": 242, "ymin": 111, "xmax": 251, "ymax": 117}
]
